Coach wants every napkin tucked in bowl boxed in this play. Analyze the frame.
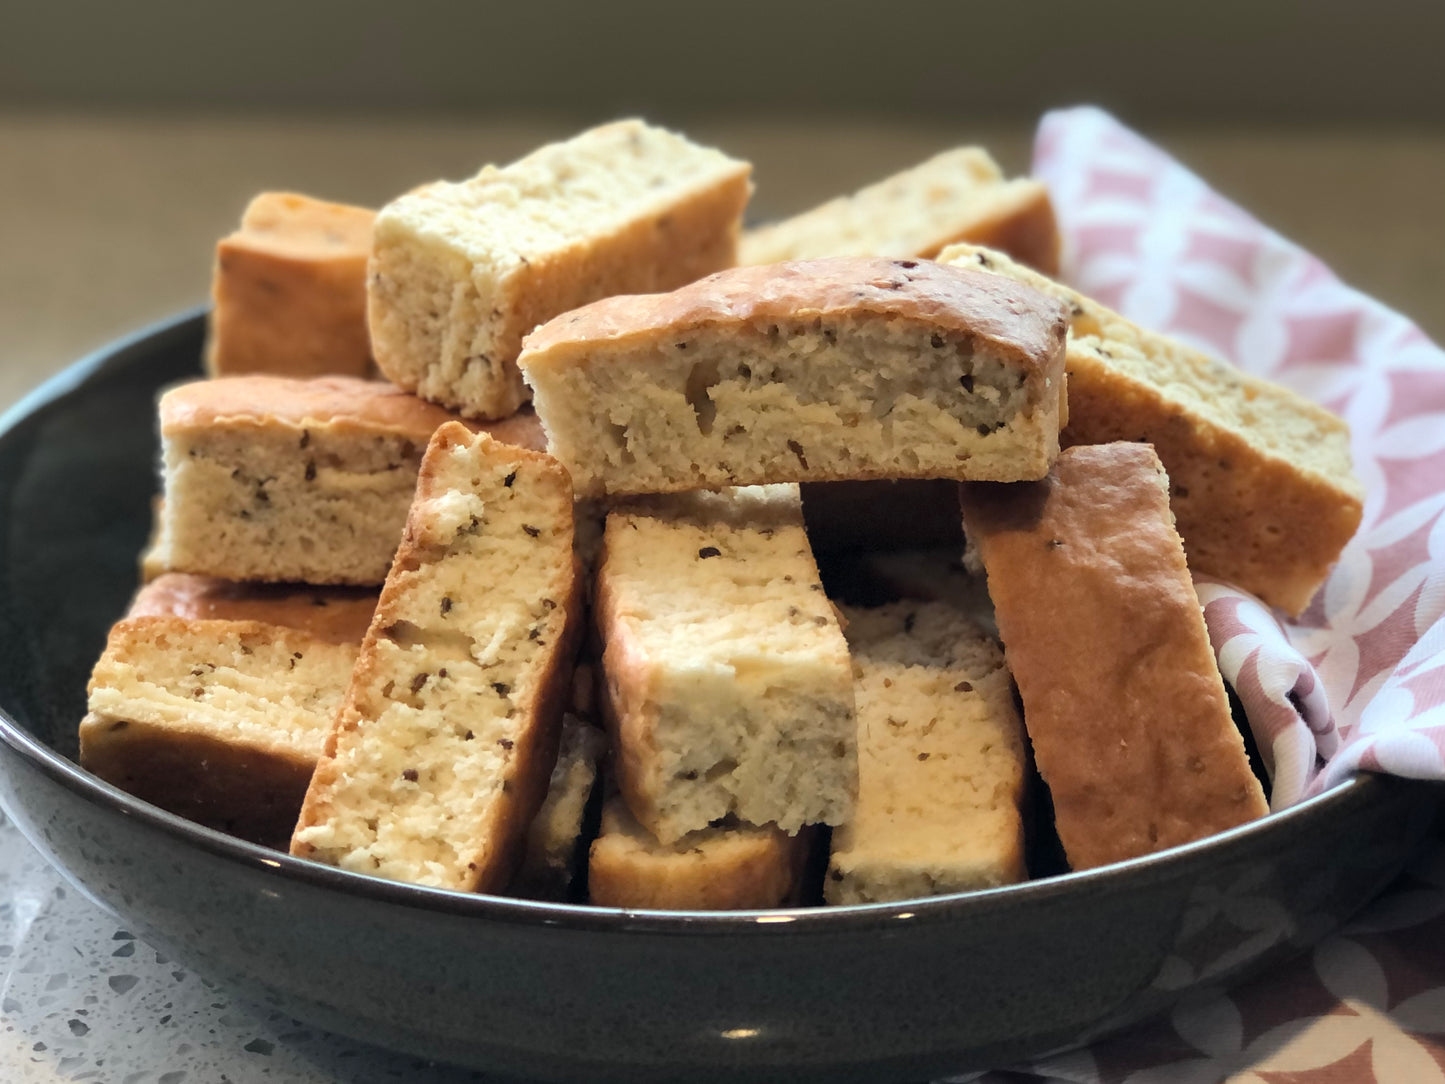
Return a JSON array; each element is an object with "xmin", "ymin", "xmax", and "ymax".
[{"xmin": 1034, "ymin": 106, "xmax": 1445, "ymax": 810}]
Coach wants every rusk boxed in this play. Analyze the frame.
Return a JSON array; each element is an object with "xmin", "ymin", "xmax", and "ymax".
[
  {"xmin": 520, "ymin": 257, "xmax": 1069, "ymax": 498},
  {"xmin": 152, "ymin": 376, "xmax": 542, "ymax": 585},
  {"xmin": 940, "ymin": 242, "xmax": 1363, "ymax": 615},
  {"xmin": 741, "ymin": 147, "xmax": 1058, "ymax": 274},
  {"xmin": 80, "ymin": 574, "xmax": 378, "ymax": 848},
  {"xmin": 511, "ymin": 716, "xmax": 607, "ymax": 900},
  {"xmin": 826, "ymin": 601, "xmax": 1026, "ymax": 904},
  {"xmin": 291, "ymin": 423, "xmax": 583, "ymax": 891},
  {"xmin": 206, "ymin": 192, "xmax": 377, "ymax": 379},
  {"xmin": 589, "ymin": 797, "xmax": 813, "ymax": 910},
  {"xmin": 594, "ymin": 485, "xmax": 856, "ymax": 842},
  {"xmin": 368, "ymin": 119, "xmax": 752, "ymax": 419},
  {"xmin": 959, "ymin": 443, "xmax": 1269, "ymax": 871}
]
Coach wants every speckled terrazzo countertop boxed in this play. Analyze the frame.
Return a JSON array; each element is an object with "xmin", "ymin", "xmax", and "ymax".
[
  {"xmin": 0, "ymin": 811, "xmax": 497, "ymax": 1083},
  {"xmin": 6, "ymin": 807, "xmax": 1445, "ymax": 1083}
]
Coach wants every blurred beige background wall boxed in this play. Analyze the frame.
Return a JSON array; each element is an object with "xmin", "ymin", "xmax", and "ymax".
[
  {"xmin": 5, "ymin": 0, "xmax": 1445, "ymax": 124},
  {"xmin": 2, "ymin": 1, "xmax": 1443, "ymax": 409}
]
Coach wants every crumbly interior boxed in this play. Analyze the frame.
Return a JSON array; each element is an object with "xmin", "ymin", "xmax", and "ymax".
[
  {"xmin": 292, "ymin": 435, "xmax": 576, "ymax": 890},
  {"xmin": 826, "ymin": 601, "xmax": 1027, "ymax": 905},
  {"xmin": 512, "ymin": 715, "xmax": 606, "ymax": 899},
  {"xmin": 85, "ymin": 617, "xmax": 356, "ymax": 756},
  {"xmin": 938, "ymin": 244, "xmax": 1359, "ymax": 479},
  {"xmin": 529, "ymin": 314, "xmax": 1051, "ymax": 498},
  {"xmin": 368, "ymin": 120, "xmax": 750, "ymax": 419},
  {"xmin": 588, "ymin": 797, "xmax": 808, "ymax": 910},
  {"xmin": 938, "ymin": 242, "xmax": 1362, "ymax": 613},
  {"xmin": 598, "ymin": 485, "xmax": 856, "ymax": 841},
  {"xmin": 158, "ymin": 422, "xmax": 426, "ymax": 585},
  {"xmin": 237, "ymin": 192, "xmax": 374, "ymax": 258},
  {"xmin": 739, "ymin": 148, "xmax": 1006, "ymax": 264}
]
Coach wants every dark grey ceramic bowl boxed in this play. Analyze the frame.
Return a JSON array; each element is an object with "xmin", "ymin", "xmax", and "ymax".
[{"xmin": 0, "ymin": 311, "xmax": 1439, "ymax": 1083}]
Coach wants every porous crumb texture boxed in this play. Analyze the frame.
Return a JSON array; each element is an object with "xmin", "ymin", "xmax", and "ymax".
[
  {"xmin": 740, "ymin": 147, "xmax": 1059, "ymax": 274},
  {"xmin": 206, "ymin": 191, "xmax": 377, "ymax": 379},
  {"xmin": 588, "ymin": 796, "xmax": 812, "ymax": 910},
  {"xmin": 154, "ymin": 376, "xmax": 470, "ymax": 586},
  {"xmin": 939, "ymin": 242, "xmax": 1364, "ymax": 615},
  {"xmin": 825, "ymin": 601, "xmax": 1026, "ymax": 905},
  {"xmin": 511, "ymin": 715, "xmax": 606, "ymax": 900},
  {"xmin": 595, "ymin": 485, "xmax": 856, "ymax": 842},
  {"xmin": 85, "ymin": 618, "xmax": 356, "ymax": 755},
  {"xmin": 158, "ymin": 423, "xmax": 427, "ymax": 585},
  {"xmin": 521, "ymin": 258, "xmax": 1069, "ymax": 498},
  {"xmin": 80, "ymin": 616, "xmax": 358, "ymax": 846},
  {"xmin": 291, "ymin": 424, "xmax": 582, "ymax": 892},
  {"xmin": 960, "ymin": 443, "xmax": 1270, "ymax": 871},
  {"xmin": 368, "ymin": 119, "xmax": 753, "ymax": 420}
]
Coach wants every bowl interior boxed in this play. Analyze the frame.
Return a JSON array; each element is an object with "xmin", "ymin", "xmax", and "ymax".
[
  {"xmin": 0, "ymin": 311, "xmax": 1428, "ymax": 928},
  {"xmin": 0, "ymin": 312, "xmax": 205, "ymax": 759}
]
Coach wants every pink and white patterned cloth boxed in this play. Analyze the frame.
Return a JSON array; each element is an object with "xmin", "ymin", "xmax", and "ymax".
[
  {"xmin": 970, "ymin": 106, "xmax": 1445, "ymax": 1084},
  {"xmin": 1034, "ymin": 106, "xmax": 1445, "ymax": 809}
]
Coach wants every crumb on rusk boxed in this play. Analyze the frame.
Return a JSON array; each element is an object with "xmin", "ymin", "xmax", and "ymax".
[
  {"xmin": 519, "ymin": 257, "xmax": 1069, "ymax": 498},
  {"xmin": 291, "ymin": 423, "xmax": 584, "ymax": 891}
]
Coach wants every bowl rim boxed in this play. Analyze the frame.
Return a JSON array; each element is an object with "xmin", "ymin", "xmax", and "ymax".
[{"xmin": 0, "ymin": 308, "xmax": 1396, "ymax": 937}]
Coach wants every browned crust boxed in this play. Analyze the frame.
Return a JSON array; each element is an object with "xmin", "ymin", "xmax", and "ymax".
[
  {"xmin": 128, "ymin": 573, "xmax": 379, "ymax": 644},
  {"xmin": 497, "ymin": 169, "xmax": 753, "ymax": 377},
  {"xmin": 587, "ymin": 798, "xmax": 815, "ymax": 909},
  {"xmin": 1061, "ymin": 345, "xmax": 1363, "ymax": 616},
  {"xmin": 591, "ymin": 543, "xmax": 665, "ymax": 835},
  {"xmin": 959, "ymin": 443, "xmax": 1268, "ymax": 871},
  {"xmin": 291, "ymin": 422, "xmax": 585, "ymax": 892},
  {"xmin": 88, "ymin": 615, "xmax": 347, "ymax": 683},
  {"xmin": 207, "ymin": 194, "xmax": 377, "ymax": 380},
  {"xmin": 937, "ymin": 180, "xmax": 1060, "ymax": 277},
  {"xmin": 519, "ymin": 257, "xmax": 1070, "ymax": 382},
  {"xmin": 208, "ymin": 244, "xmax": 372, "ymax": 380},
  {"xmin": 79, "ymin": 711, "xmax": 315, "ymax": 850},
  {"xmin": 942, "ymin": 244, "xmax": 1361, "ymax": 615},
  {"xmin": 160, "ymin": 376, "xmax": 472, "ymax": 439},
  {"xmin": 236, "ymin": 192, "xmax": 375, "ymax": 254}
]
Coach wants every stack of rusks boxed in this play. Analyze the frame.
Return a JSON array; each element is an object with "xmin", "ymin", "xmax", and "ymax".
[{"xmin": 80, "ymin": 120, "xmax": 1363, "ymax": 908}]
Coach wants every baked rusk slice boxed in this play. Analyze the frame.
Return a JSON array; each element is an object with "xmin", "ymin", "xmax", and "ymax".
[
  {"xmin": 291, "ymin": 422, "xmax": 583, "ymax": 891},
  {"xmin": 205, "ymin": 191, "xmax": 376, "ymax": 379},
  {"xmin": 595, "ymin": 484, "xmax": 856, "ymax": 842},
  {"xmin": 960, "ymin": 443, "xmax": 1269, "ymax": 871},
  {"xmin": 589, "ymin": 797, "xmax": 815, "ymax": 911},
  {"xmin": 519, "ymin": 257, "xmax": 1069, "ymax": 498},
  {"xmin": 939, "ymin": 242, "xmax": 1363, "ymax": 615},
  {"xmin": 369, "ymin": 119, "xmax": 752, "ymax": 420},
  {"xmin": 80, "ymin": 574, "xmax": 378, "ymax": 848},
  {"xmin": 826, "ymin": 601, "xmax": 1026, "ymax": 905},
  {"xmin": 740, "ymin": 146, "xmax": 1059, "ymax": 274},
  {"xmin": 153, "ymin": 376, "xmax": 545, "ymax": 586},
  {"xmin": 511, "ymin": 715, "xmax": 607, "ymax": 901}
]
